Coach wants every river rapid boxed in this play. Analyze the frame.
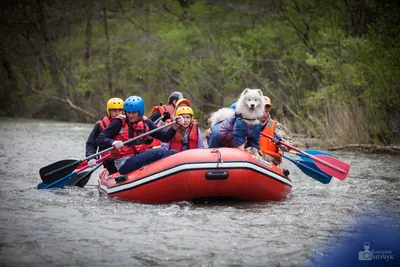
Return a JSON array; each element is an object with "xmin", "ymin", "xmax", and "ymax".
[{"xmin": 0, "ymin": 118, "xmax": 399, "ymax": 267}]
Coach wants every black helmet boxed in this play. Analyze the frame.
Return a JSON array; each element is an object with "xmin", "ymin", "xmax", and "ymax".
[{"xmin": 168, "ymin": 91, "xmax": 184, "ymax": 104}]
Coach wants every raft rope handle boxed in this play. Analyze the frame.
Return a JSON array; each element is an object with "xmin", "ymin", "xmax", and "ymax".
[{"xmin": 211, "ymin": 149, "xmax": 223, "ymax": 168}]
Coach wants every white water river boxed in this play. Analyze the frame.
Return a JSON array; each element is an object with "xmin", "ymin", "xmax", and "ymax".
[{"xmin": 0, "ymin": 118, "xmax": 399, "ymax": 266}]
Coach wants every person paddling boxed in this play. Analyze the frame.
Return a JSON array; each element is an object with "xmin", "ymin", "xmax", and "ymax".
[
  {"xmin": 86, "ymin": 97, "xmax": 124, "ymax": 174},
  {"xmin": 148, "ymin": 92, "xmax": 185, "ymax": 148},
  {"xmin": 96, "ymin": 96, "xmax": 184, "ymax": 175},
  {"xmin": 162, "ymin": 107, "xmax": 204, "ymax": 152},
  {"xmin": 259, "ymin": 96, "xmax": 292, "ymax": 165},
  {"xmin": 148, "ymin": 91, "xmax": 184, "ymax": 125}
]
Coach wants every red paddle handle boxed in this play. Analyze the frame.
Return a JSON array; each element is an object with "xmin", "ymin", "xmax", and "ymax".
[
  {"xmin": 76, "ymin": 154, "xmax": 111, "ymax": 173},
  {"xmin": 260, "ymin": 132, "xmax": 346, "ymax": 174}
]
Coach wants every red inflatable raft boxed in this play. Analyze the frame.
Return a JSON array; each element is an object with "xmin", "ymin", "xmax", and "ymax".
[{"xmin": 98, "ymin": 148, "xmax": 292, "ymax": 204}]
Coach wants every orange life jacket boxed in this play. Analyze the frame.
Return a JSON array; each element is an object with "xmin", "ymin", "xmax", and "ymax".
[
  {"xmin": 169, "ymin": 122, "xmax": 199, "ymax": 152},
  {"xmin": 111, "ymin": 117, "xmax": 153, "ymax": 159},
  {"xmin": 259, "ymin": 119, "xmax": 282, "ymax": 161}
]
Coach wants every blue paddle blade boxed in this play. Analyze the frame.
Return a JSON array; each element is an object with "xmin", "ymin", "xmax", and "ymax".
[
  {"xmin": 37, "ymin": 181, "xmax": 67, "ymax": 189},
  {"xmin": 297, "ymin": 150, "xmax": 333, "ymax": 162},
  {"xmin": 297, "ymin": 160, "xmax": 332, "ymax": 184},
  {"xmin": 37, "ymin": 182, "xmax": 47, "ymax": 189},
  {"xmin": 283, "ymin": 155, "xmax": 332, "ymax": 184},
  {"xmin": 37, "ymin": 171, "xmax": 78, "ymax": 190}
]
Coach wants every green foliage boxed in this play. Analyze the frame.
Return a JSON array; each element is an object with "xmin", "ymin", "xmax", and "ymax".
[{"xmin": 1, "ymin": 0, "xmax": 398, "ymax": 145}]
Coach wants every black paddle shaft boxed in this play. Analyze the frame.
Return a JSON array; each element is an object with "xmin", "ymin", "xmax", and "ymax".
[{"xmin": 67, "ymin": 162, "xmax": 103, "ymax": 187}]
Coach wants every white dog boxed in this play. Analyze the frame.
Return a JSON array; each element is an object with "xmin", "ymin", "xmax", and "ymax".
[
  {"xmin": 235, "ymin": 88, "xmax": 265, "ymax": 124},
  {"xmin": 208, "ymin": 88, "xmax": 265, "ymax": 152}
]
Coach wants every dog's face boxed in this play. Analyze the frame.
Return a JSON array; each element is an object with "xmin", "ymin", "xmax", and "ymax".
[{"xmin": 241, "ymin": 88, "xmax": 263, "ymax": 111}]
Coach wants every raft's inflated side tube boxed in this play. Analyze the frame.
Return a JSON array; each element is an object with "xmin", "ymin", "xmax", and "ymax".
[{"xmin": 98, "ymin": 148, "xmax": 292, "ymax": 203}]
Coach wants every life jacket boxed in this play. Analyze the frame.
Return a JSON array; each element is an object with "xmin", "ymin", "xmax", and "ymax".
[
  {"xmin": 169, "ymin": 122, "xmax": 199, "ymax": 152},
  {"xmin": 97, "ymin": 116, "xmax": 112, "ymax": 158},
  {"xmin": 149, "ymin": 138, "xmax": 162, "ymax": 149},
  {"xmin": 149, "ymin": 104, "xmax": 175, "ymax": 148},
  {"xmin": 111, "ymin": 117, "xmax": 153, "ymax": 159},
  {"xmin": 259, "ymin": 119, "xmax": 282, "ymax": 161},
  {"xmin": 150, "ymin": 104, "xmax": 175, "ymax": 123},
  {"xmin": 98, "ymin": 116, "xmax": 111, "ymax": 131},
  {"xmin": 148, "ymin": 107, "xmax": 164, "ymax": 148}
]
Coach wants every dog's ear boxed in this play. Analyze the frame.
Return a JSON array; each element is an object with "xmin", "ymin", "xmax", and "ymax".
[
  {"xmin": 242, "ymin": 88, "xmax": 249, "ymax": 96},
  {"xmin": 257, "ymin": 89, "xmax": 263, "ymax": 96}
]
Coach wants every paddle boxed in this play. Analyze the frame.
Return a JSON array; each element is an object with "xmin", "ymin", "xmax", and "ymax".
[
  {"xmin": 37, "ymin": 156, "xmax": 108, "ymax": 189},
  {"xmin": 289, "ymin": 149, "xmax": 332, "ymax": 162},
  {"xmin": 39, "ymin": 120, "xmax": 177, "ymax": 184},
  {"xmin": 151, "ymin": 112, "xmax": 170, "ymax": 127},
  {"xmin": 260, "ymin": 133, "xmax": 350, "ymax": 180},
  {"xmin": 39, "ymin": 159, "xmax": 79, "ymax": 184},
  {"xmin": 66, "ymin": 161, "xmax": 104, "ymax": 187},
  {"xmin": 282, "ymin": 155, "xmax": 332, "ymax": 184},
  {"xmin": 153, "ymin": 113, "xmax": 166, "ymax": 124}
]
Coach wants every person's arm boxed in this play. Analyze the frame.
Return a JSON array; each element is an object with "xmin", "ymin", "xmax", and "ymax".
[
  {"xmin": 233, "ymin": 119, "xmax": 247, "ymax": 147},
  {"xmin": 197, "ymin": 127, "xmax": 205, "ymax": 148},
  {"xmin": 148, "ymin": 109, "xmax": 161, "ymax": 122},
  {"xmin": 144, "ymin": 119, "xmax": 177, "ymax": 142},
  {"xmin": 96, "ymin": 119, "xmax": 123, "ymax": 147},
  {"xmin": 246, "ymin": 124, "xmax": 262, "ymax": 149},
  {"xmin": 274, "ymin": 123, "xmax": 291, "ymax": 152},
  {"xmin": 85, "ymin": 122, "xmax": 101, "ymax": 157}
]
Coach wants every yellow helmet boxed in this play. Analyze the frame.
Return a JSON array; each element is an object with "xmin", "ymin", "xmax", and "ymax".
[
  {"xmin": 107, "ymin": 98, "xmax": 124, "ymax": 116},
  {"xmin": 176, "ymin": 106, "xmax": 194, "ymax": 117}
]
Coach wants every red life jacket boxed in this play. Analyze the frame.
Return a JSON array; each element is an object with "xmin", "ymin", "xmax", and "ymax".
[
  {"xmin": 259, "ymin": 119, "xmax": 282, "ymax": 162},
  {"xmin": 169, "ymin": 122, "xmax": 199, "ymax": 152},
  {"xmin": 98, "ymin": 116, "xmax": 111, "ymax": 131},
  {"xmin": 97, "ymin": 116, "xmax": 112, "ymax": 159},
  {"xmin": 111, "ymin": 117, "xmax": 153, "ymax": 159},
  {"xmin": 78, "ymin": 116, "xmax": 112, "ymax": 169},
  {"xmin": 149, "ymin": 104, "xmax": 175, "ymax": 148},
  {"xmin": 149, "ymin": 138, "xmax": 162, "ymax": 149},
  {"xmin": 150, "ymin": 104, "xmax": 175, "ymax": 123}
]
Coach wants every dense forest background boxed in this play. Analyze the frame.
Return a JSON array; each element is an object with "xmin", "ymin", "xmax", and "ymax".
[{"xmin": 0, "ymin": 0, "xmax": 399, "ymax": 146}]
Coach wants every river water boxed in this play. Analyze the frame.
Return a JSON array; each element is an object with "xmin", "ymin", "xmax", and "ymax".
[{"xmin": 0, "ymin": 118, "xmax": 399, "ymax": 267}]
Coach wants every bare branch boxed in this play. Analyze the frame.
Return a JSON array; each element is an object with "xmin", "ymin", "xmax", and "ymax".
[
  {"xmin": 29, "ymin": 84, "xmax": 96, "ymax": 119},
  {"xmin": 116, "ymin": 0, "xmax": 147, "ymax": 33},
  {"xmin": 161, "ymin": 68, "xmax": 222, "ymax": 109},
  {"xmin": 247, "ymin": 70, "xmax": 299, "ymax": 118},
  {"xmin": 19, "ymin": 60, "xmax": 96, "ymax": 119}
]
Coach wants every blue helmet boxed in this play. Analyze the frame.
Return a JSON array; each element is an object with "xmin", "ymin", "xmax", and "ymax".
[
  {"xmin": 124, "ymin": 96, "xmax": 144, "ymax": 117},
  {"xmin": 230, "ymin": 102, "xmax": 237, "ymax": 110}
]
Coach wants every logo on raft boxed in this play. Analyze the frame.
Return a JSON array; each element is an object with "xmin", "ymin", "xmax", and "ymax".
[{"xmin": 254, "ymin": 157, "xmax": 272, "ymax": 168}]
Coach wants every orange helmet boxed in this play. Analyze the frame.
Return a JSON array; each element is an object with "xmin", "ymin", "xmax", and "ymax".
[{"xmin": 175, "ymin": 98, "xmax": 191, "ymax": 108}]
